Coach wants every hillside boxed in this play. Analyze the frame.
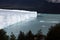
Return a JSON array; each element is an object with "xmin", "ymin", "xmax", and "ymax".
[{"xmin": 0, "ymin": 0, "xmax": 60, "ymax": 13}]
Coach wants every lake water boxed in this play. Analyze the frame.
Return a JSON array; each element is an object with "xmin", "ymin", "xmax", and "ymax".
[{"xmin": 4, "ymin": 13, "xmax": 60, "ymax": 37}]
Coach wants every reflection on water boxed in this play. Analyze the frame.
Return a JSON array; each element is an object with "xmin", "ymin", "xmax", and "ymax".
[{"xmin": 5, "ymin": 13, "xmax": 60, "ymax": 36}]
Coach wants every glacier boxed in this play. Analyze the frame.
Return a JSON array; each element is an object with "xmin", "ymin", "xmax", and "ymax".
[{"xmin": 0, "ymin": 9, "xmax": 37, "ymax": 29}]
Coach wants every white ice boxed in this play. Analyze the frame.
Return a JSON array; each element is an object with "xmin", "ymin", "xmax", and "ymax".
[{"xmin": 0, "ymin": 9, "xmax": 37, "ymax": 29}]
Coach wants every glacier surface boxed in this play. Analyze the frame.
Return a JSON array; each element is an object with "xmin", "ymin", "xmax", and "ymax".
[{"xmin": 0, "ymin": 9, "xmax": 37, "ymax": 29}]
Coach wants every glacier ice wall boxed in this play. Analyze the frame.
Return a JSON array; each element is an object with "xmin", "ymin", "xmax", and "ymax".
[{"xmin": 0, "ymin": 9, "xmax": 37, "ymax": 29}]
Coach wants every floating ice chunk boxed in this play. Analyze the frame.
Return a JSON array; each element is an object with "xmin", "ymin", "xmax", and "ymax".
[
  {"xmin": 40, "ymin": 20, "xmax": 45, "ymax": 22},
  {"xmin": 40, "ymin": 20, "xmax": 59, "ymax": 23}
]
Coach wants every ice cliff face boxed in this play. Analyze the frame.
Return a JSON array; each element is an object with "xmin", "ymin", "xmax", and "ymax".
[{"xmin": 0, "ymin": 9, "xmax": 37, "ymax": 29}]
